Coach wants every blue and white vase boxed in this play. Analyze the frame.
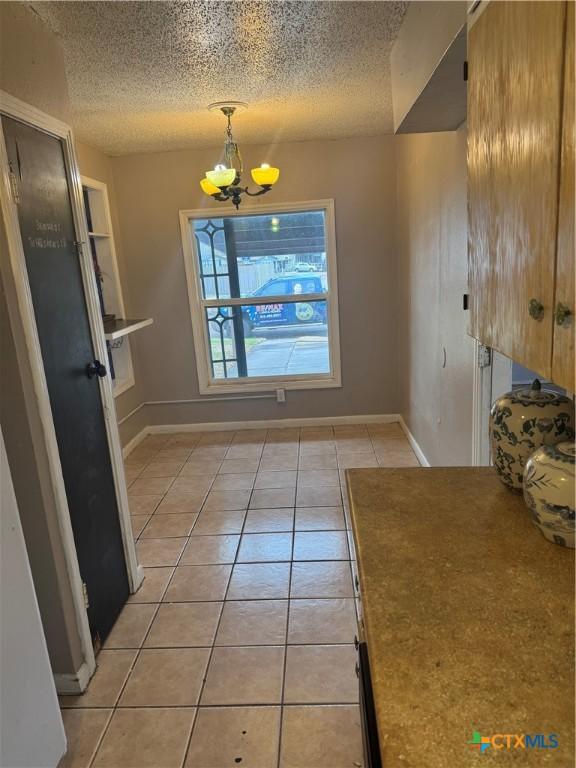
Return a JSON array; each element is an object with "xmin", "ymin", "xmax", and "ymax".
[
  {"xmin": 523, "ymin": 442, "xmax": 575, "ymax": 548},
  {"xmin": 489, "ymin": 380, "xmax": 575, "ymax": 491}
]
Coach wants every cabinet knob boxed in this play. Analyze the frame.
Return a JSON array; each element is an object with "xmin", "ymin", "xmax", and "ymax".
[
  {"xmin": 355, "ymin": 662, "xmax": 360, "ymax": 678},
  {"xmin": 354, "ymin": 574, "xmax": 360, "ymax": 592},
  {"xmin": 554, "ymin": 302, "xmax": 572, "ymax": 327},
  {"xmin": 528, "ymin": 298, "xmax": 544, "ymax": 320},
  {"xmin": 354, "ymin": 635, "xmax": 359, "ymax": 650}
]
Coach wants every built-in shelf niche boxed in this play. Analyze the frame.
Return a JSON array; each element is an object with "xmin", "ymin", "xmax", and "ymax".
[{"xmin": 82, "ymin": 176, "xmax": 153, "ymax": 397}]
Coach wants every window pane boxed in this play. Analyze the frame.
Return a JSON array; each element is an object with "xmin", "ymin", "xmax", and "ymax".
[
  {"xmin": 202, "ymin": 276, "xmax": 217, "ymax": 299},
  {"xmin": 192, "ymin": 211, "xmax": 327, "ymax": 300},
  {"xmin": 217, "ymin": 275, "xmax": 230, "ymax": 297},
  {"xmin": 206, "ymin": 307, "xmax": 237, "ymax": 379},
  {"xmin": 194, "ymin": 219, "xmax": 231, "ymax": 300},
  {"xmin": 204, "ymin": 301, "xmax": 330, "ymax": 379}
]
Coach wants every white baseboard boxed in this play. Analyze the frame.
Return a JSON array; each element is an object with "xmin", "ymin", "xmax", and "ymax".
[
  {"xmin": 133, "ymin": 563, "xmax": 145, "ymax": 593},
  {"xmin": 122, "ymin": 427, "xmax": 150, "ymax": 458},
  {"xmin": 146, "ymin": 414, "xmax": 401, "ymax": 435},
  {"xmin": 399, "ymin": 416, "xmax": 430, "ymax": 467},
  {"xmin": 123, "ymin": 415, "xmax": 433, "ymax": 472},
  {"xmin": 123, "ymin": 414, "xmax": 412, "ymax": 456},
  {"xmin": 54, "ymin": 661, "xmax": 93, "ymax": 695}
]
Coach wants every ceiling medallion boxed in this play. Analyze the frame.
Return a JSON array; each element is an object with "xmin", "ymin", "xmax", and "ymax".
[{"xmin": 200, "ymin": 103, "xmax": 279, "ymax": 209}]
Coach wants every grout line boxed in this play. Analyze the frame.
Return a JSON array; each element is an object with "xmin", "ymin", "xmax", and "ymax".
[
  {"xmin": 134, "ymin": 638, "xmax": 354, "ymax": 650},
  {"xmin": 68, "ymin": 701, "xmax": 359, "ymax": 711},
  {"xmin": 181, "ymin": 429, "xmax": 268, "ymax": 768},
  {"xmin": 85, "ymin": 708, "xmax": 115, "ymax": 767},
  {"xmin": 88, "ymin": 440, "xmax": 173, "ymax": 766},
  {"xmin": 89, "ymin": 434, "xmax": 215, "ymax": 767},
  {"xmin": 275, "ymin": 431, "xmax": 302, "ymax": 768},
  {"xmin": 114, "ymin": 490, "xmax": 213, "ymax": 765}
]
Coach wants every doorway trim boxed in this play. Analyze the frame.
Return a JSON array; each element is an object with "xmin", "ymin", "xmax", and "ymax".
[
  {"xmin": 0, "ymin": 91, "xmax": 142, "ymax": 691},
  {"xmin": 471, "ymin": 341, "xmax": 492, "ymax": 465},
  {"xmin": 471, "ymin": 340, "xmax": 513, "ymax": 465}
]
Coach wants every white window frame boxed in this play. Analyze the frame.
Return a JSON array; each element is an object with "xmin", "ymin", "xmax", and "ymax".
[{"xmin": 180, "ymin": 199, "xmax": 342, "ymax": 395}]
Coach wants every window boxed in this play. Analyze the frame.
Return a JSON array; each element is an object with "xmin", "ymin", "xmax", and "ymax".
[{"xmin": 180, "ymin": 201, "xmax": 341, "ymax": 394}]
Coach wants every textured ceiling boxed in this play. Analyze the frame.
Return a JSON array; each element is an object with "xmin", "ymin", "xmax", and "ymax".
[{"xmin": 33, "ymin": 1, "xmax": 408, "ymax": 156}]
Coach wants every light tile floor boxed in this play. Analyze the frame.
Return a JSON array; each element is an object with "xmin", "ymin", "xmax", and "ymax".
[{"xmin": 59, "ymin": 423, "xmax": 418, "ymax": 768}]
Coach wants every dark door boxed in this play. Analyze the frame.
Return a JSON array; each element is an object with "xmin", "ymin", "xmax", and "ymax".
[{"xmin": 2, "ymin": 115, "xmax": 129, "ymax": 643}]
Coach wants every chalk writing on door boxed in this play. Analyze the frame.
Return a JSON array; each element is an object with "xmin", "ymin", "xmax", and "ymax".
[
  {"xmin": 28, "ymin": 236, "xmax": 67, "ymax": 249},
  {"xmin": 28, "ymin": 219, "xmax": 66, "ymax": 249}
]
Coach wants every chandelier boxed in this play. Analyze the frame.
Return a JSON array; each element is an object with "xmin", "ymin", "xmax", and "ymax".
[{"xmin": 200, "ymin": 102, "xmax": 280, "ymax": 209}]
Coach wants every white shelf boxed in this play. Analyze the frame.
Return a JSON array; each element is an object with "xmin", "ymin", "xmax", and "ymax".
[
  {"xmin": 104, "ymin": 317, "xmax": 153, "ymax": 341},
  {"xmin": 83, "ymin": 175, "xmax": 143, "ymax": 401},
  {"xmin": 113, "ymin": 376, "xmax": 134, "ymax": 397}
]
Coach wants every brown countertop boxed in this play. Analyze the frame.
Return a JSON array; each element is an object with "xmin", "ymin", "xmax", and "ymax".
[{"xmin": 346, "ymin": 467, "xmax": 574, "ymax": 767}]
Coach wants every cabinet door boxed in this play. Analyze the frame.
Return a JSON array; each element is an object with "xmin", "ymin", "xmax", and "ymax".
[
  {"xmin": 468, "ymin": 1, "xmax": 566, "ymax": 377},
  {"xmin": 552, "ymin": 1, "xmax": 575, "ymax": 393}
]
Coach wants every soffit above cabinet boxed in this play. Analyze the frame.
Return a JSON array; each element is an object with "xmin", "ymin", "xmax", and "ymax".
[
  {"xmin": 390, "ymin": 1, "xmax": 468, "ymax": 133},
  {"xmin": 395, "ymin": 26, "xmax": 467, "ymax": 134}
]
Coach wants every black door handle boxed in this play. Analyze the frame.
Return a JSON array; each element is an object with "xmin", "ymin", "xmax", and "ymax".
[{"xmin": 86, "ymin": 359, "xmax": 107, "ymax": 379}]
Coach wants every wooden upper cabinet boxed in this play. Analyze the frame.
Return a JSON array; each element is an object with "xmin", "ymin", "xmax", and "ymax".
[
  {"xmin": 468, "ymin": 1, "xmax": 566, "ymax": 380},
  {"xmin": 552, "ymin": 1, "xmax": 575, "ymax": 393}
]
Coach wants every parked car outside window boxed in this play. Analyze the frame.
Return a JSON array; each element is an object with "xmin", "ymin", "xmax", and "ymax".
[
  {"xmin": 295, "ymin": 261, "xmax": 317, "ymax": 271},
  {"xmin": 242, "ymin": 272, "xmax": 327, "ymax": 331}
]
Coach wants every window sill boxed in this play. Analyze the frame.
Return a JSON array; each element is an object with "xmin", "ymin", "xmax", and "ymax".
[{"xmin": 198, "ymin": 373, "xmax": 342, "ymax": 396}]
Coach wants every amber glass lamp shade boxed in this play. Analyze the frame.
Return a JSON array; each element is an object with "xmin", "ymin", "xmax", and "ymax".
[
  {"xmin": 251, "ymin": 163, "xmax": 280, "ymax": 186},
  {"xmin": 200, "ymin": 177, "xmax": 221, "ymax": 196}
]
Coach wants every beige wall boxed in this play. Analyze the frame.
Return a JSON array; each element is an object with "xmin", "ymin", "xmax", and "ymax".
[
  {"xmin": 391, "ymin": 1, "xmax": 467, "ymax": 131},
  {"xmin": 396, "ymin": 126, "xmax": 475, "ymax": 465},
  {"xmin": 111, "ymin": 135, "xmax": 399, "ymax": 430},
  {"xmin": 0, "ymin": 2, "xmax": 84, "ymax": 674},
  {"xmin": 75, "ymin": 141, "xmax": 147, "ymax": 443},
  {"xmin": 0, "ymin": 2, "xmax": 70, "ymax": 122}
]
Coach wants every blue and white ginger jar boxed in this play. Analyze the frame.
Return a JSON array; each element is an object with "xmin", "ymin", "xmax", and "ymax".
[
  {"xmin": 523, "ymin": 442, "xmax": 575, "ymax": 548},
  {"xmin": 489, "ymin": 379, "xmax": 574, "ymax": 491}
]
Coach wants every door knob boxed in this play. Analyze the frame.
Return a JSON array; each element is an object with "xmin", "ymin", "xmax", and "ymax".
[
  {"xmin": 86, "ymin": 359, "xmax": 107, "ymax": 379},
  {"xmin": 528, "ymin": 298, "xmax": 544, "ymax": 320},
  {"xmin": 554, "ymin": 302, "xmax": 572, "ymax": 326}
]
